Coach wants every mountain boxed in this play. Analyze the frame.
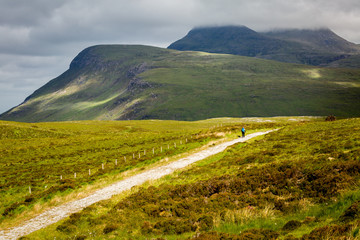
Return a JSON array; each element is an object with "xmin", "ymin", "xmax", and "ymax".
[
  {"xmin": 168, "ymin": 26, "xmax": 286, "ymax": 57},
  {"xmin": 1, "ymin": 44, "xmax": 360, "ymax": 122},
  {"xmin": 168, "ymin": 26, "xmax": 360, "ymax": 66},
  {"xmin": 263, "ymin": 28, "xmax": 360, "ymax": 54}
]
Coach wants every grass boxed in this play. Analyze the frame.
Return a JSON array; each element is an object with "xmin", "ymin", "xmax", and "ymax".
[
  {"xmin": 0, "ymin": 117, "xmax": 291, "ymax": 231},
  {"xmin": 20, "ymin": 117, "xmax": 360, "ymax": 239},
  {"xmin": 0, "ymin": 119, "xmax": 215, "ymax": 228}
]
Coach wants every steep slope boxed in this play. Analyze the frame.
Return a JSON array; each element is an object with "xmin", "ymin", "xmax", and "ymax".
[
  {"xmin": 168, "ymin": 26, "xmax": 360, "ymax": 66},
  {"xmin": 0, "ymin": 45, "xmax": 170, "ymax": 122},
  {"xmin": 1, "ymin": 44, "xmax": 360, "ymax": 122}
]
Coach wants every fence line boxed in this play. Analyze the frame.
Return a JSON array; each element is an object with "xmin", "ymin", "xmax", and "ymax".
[{"xmin": 26, "ymin": 133, "xmax": 226, "ymax": 196}]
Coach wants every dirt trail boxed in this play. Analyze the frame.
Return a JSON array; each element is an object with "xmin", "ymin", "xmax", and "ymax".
[{"xmin": 0, "ymin": 130, "xmax": 275, "ymax": 240}]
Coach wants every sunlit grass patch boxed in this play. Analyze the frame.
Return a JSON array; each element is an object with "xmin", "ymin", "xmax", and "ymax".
[
  {"xmin": 302, "ymin": 69, "xmax": 322, "ymax": 78},
  {"xmin": 333, "ymin": 81, "xmax": 360, "ymax": 88}
]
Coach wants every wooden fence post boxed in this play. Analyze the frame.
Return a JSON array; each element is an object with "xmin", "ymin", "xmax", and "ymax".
[
  {"xmin": 102, "ymin": 163, "xmax": 104, "ymax": 170},
  {"xmin": 89, "ymin": 169, "xmax": 91, "ymax": 176},
  {"xmin": 74, "ymin": 172, "xmax": 76, "ymax": 178},
  {"xmin": 124, "ymin": 156, "xmax": 127, "ymax": 162},
  {"xmin": 115, "ymin": 159, "xmax": 117, "ymax": 165},
  {"xmin": 29, "ymin": 186, "xmax": 31, "ymax": 194}
]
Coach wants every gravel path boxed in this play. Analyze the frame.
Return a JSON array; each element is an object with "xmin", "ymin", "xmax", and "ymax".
[{"xmin": 0, "ymin": 130, "xmax": 274, "ymax": 239}]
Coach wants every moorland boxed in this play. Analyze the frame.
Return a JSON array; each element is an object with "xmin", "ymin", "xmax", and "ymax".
[
  {"xmin": 0, "ymin": 118, "xmax": 283, "ymax": 230},
  {"xmin": 1, "ymin": 117, "xmax": 360, "ymax": 239}
]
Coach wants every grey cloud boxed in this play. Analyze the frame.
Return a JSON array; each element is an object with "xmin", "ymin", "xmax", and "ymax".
[{"xmin": 0, "ymin": 0, "xmax": 68, "ymax": 27}]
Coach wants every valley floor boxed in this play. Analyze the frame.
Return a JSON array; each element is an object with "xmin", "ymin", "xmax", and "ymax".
[{"xmin": 0, "ymin": 130, "xmax": 274, "ymax": 239}]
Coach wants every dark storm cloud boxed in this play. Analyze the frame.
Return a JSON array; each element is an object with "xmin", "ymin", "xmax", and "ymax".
[{"xmin": 1, "ymin": 0, "xmax": 360, "ymax": 113}]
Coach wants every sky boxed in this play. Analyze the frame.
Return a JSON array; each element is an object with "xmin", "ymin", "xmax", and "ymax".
[{"xmin": 1, "ymin": 0, "xmax": 360, "ymax": 114}]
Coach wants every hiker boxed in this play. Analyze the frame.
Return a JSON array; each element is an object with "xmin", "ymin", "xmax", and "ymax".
[{"xmin": 241, "ymin": 127, "xmax": 246, "ymax": 138}]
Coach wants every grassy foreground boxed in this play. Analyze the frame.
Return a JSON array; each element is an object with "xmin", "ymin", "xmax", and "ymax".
[
  {"xmin": 16, "ymin": 117, "xmax": 360, "ymax": 239},
  {"xmin": 0, "ymin": 117, "xmax": 292, "ymax": 230}
]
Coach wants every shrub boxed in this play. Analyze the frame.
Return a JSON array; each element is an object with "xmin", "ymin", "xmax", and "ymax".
[
  {"xmin": 339, "ymin": 201, "xmax": 360, "ymax": 223},
  {"xmin": 198, "ymin": 215, "xmax": 214, "ymax": 231},
  {"xmin": 153, "ymin": 219, "xmax": 195, "ymax": 234},
  {"xmin": 141, "ymin": 221, "xmax": 154, "ymax": 234},
  {"xmin": 284, "ymin": 235, "xmax": 299, "ymax": 240},
  {"xmin": 302, "ymin": 224, "xmax": 352, "ymax": 239},
  {"xmin": 190, "ymin": 232, "xmax": 236, "ymax": 240},
  {"xmin": 103, "ymin": 223, "xmax": 119, "ymax": 234},
  {"xmin": 67, "ymin": 212, "xmax": 82, "ymax": 224},
  {"xmin": 75, "ymin": 235, "xmax": 87, "ymax": 240},
  {"xmin": 282, "ymin": 220, "xmax": 302, "ymax": 231},
  {"xmin": 239, "ymin": 229, "xmax": 279, "ymax": 240},
  {"xmin": 2, "ymin": 202, "xmax": 22, "ymax": 216},
  {"xmin": 325, "ymin": 115, "xmax": 336, "ymax": 121},
  {"xmin": 56, "ymin": 223, "xmax": 76, "ymax": 233}
]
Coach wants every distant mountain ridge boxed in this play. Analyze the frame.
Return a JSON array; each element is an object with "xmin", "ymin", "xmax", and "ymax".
[
  {"xmin": 1, "ymin": 44, "xmax": 360, "ymax": 122},
  {"xmin": 263, "ymin": 28, "xmax": 360, "ymax": 54},
  {"xmin": 168, "ymin": 26, "xmax": 360, "ymax": 67}
]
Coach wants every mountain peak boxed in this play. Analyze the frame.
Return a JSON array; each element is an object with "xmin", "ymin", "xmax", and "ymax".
[
  {"xmin": 263, "ymin": 28, "xmax": 360, "ymax": 54},
  {"xmin": 168, "ymin": 25, "xmax": 360, "ymax": 65},
  {"xmin": 189, "ymin": 25, "xmax": 255, "ymax": 34},
  {"xmin": 168, "ymin": 25, "xmax": 279, "ymax": 57}
]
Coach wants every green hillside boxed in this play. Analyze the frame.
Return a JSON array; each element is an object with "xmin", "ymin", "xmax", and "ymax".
[
  {"xmin": 21, "ymin": 117, "xmax": 360, "ymax": 239},
  {"xmin": 327, "ymin": 55, "xmax": 360, "ymax": 68},
  {"xmin": 1, "ymin": 45, "xmax": 360, "ymax": 122}
]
